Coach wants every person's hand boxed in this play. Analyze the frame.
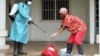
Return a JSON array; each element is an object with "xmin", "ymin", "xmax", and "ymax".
[
  {"xmin": 28, "ymin": 21, "xmax": 33, "ymax": 24},
  {"xmin": 50, "ymin": 33, "xmax": 57, "ymax": 38},
  {"xmin": 28, "ymin": 20, "xmax": 34, "ymax": 24},
  {"xmin": 9, "ymin": 15, "xmax": 15, "ymax": 22}
]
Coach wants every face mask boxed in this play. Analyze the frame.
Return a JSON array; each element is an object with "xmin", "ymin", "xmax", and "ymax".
[{"xmin": 27, "ymin": 1, "xmax": 32, "ymax": 5}]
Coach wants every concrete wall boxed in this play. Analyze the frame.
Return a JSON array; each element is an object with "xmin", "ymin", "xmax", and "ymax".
[
  {"xmin": 85, "ymin": 0, "xmax": 90, "ymax": 43},
  {"xmin": 69, "ymin": 0, "xmax": 89, "ymax": 42},
  {"xmin": 29, "ymin": 0, "xmax": 70, "ymax": 41},
  {"xmin": 29, "ymin": 0, "xmax": 89, "ymax": 41},
  {"xmin": 6, "ymin": 0, "xmax": 90, "ymax": 42},
  {"xmin": 69, "ymin": 0, "xmax": 90, "ymax": 43},
  {"xmin": 6, "ymin": 0, "xmax": 17, "ymax": 38},
  {"xmin": 6, "ymin": 0, "xmax": 11, "ymax": 36},
  {"xmin": 89, "ymin": 0, "xmax": 95, "ymax": 44}
]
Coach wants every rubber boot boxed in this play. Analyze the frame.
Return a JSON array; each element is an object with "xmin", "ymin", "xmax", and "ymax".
[
  {"xmin": 77, "ymin": 44, "xmax": 84, "ymax": 55},
  {"xmin": 66, "ymin": 43, "xmax": 73, "ymax": 56},
  {"xmin": 18, "ymin": 42, "xmax": 27, "ymax": 55},
  {"xmin": 67, "ymin": 43, "xmax": 73, "ymax": 54},
  {"xmin": 13, "ymin": 41, "xmax": 18, "ymax": 56}
]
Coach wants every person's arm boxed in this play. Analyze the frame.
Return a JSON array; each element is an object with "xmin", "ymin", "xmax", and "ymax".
[
  {"xmin": 9, "ymin": 4, "xmax": 18, "ymax": 16},
  {"xmin": 50, "ymin": 25, "xmax": 66, "ymax": 38},
  {"xmin": 9, "ymin": 4, "xmax": 18, "ymax": 22}
]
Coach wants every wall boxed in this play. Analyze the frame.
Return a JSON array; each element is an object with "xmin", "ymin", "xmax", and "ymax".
[
  {"xmin": 69, "ymin": 0, "xmax": 90, "ymax": 42},
  {"xmin": 6, "ymin": 0, "xmax": 90, "ymax": 42},
  {"xmin": 89, "ymin": 0, "xmax": 95, "ymax": 44},
  {"xmin": 29, "ymin": 0, "xmax": 70, "ymax": 41},
  {"xmin": 6, "ymin": 0, "xmax": 17, "ymax": 39},
  {"xmin": 85, "ymin": 0, "xmax": 90, "ymax": 43},
  {"xmin": 6, "ymin": 0, "xmax": 11, "ymax": 37},
  {"xmin": 29, "ymin": 0, "xmax": 89, "ymax": 41}
]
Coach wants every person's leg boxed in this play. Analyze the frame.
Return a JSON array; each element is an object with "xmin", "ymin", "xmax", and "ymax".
[
  {"xmin": 66, "ymin": 34, "xmax": 75, "ymax": 56},
  {"xmin": 13, "ymin": 41, "xmax": 18, "ymax": 56},
  {"xmin": 75, "ymin": 31, "xmax": 85, "ymax": 55},
  {"xmin": 77, "ymin": 44, "xmax": 84, "ymax": 55},
  {"xmin": 18, "ymin": 42, "xmax": 27, "ymax": 55},
  {"xmin": 66, "ymin": 43, "xmax": 73, "ymax": 54}
]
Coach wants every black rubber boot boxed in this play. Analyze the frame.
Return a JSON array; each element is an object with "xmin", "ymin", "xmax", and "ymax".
[
  {"xmin": 66, "ymin": 43, "xmax": 73, "ymax": 54},
  {"xmin": 13, "ymin": 41, "xmax": 18, "ymax": 56},
  {"xmin": 77, "ymin": 44, "xmax": 84, "ymax": 55},
  {"xmin": 18, "ymin": 42, "xmax": 27, "ymax": 55}
]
